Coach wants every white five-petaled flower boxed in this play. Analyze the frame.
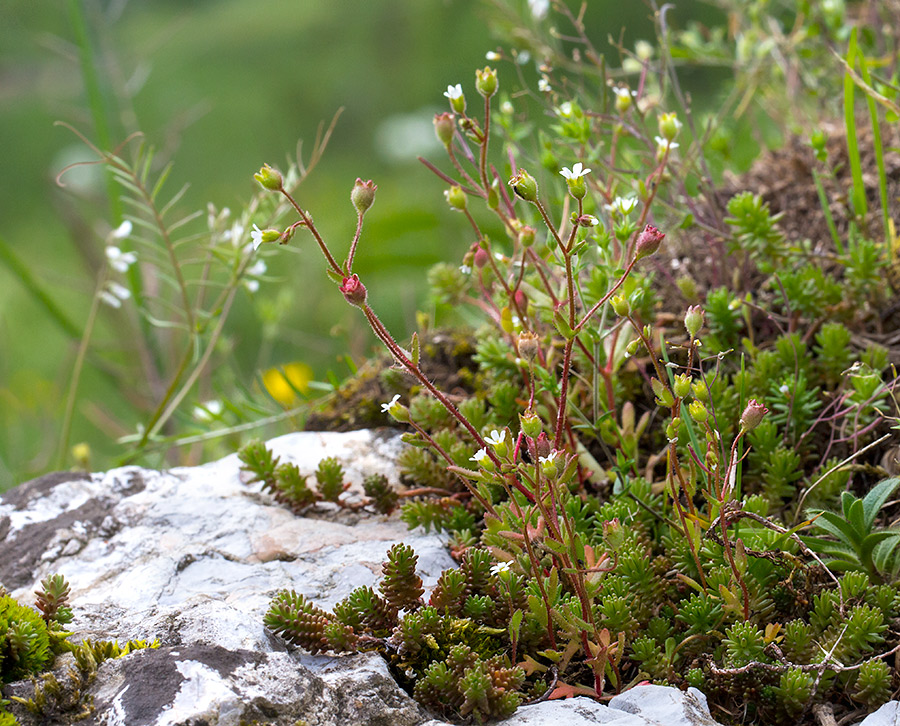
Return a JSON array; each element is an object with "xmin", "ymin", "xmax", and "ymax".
[
  {"xmin": 611, "ymin": 86, "xmax": 636, "ymax": 101},
  {"xmin": 490, "ymin": 561, "xmax": 512, "ymax": 575},
  {"xmin": 105, "ymin": 246, "xmax": 138, "ymax": 273},
  {"xmin": 251, "ymin": 224, "xmax": 264, "ymax": 251},
  {"xmin": 538, "ymin": 78, "xmax": 551, "ymax": 93},
  {"xmin": 470, "ymin": 448, "xmax": 488, "ymax": 463},
  {"xmin": 443, "ymin": 84, "xmax": 464, "ymax": 101},
  {"xmin": 459, "ymin": 264, "xmax": 472, "ymax": 275},
  {"xmin": 486, "ymin": 429, "xmax": 506, "ymax": 447},
  {"xmin": 559, "ymin": 162, "xmax": 591, "ymax": 180},
  {"xmin": 381, "ymin": 394, "xmax": 402, "ymax": 414}
]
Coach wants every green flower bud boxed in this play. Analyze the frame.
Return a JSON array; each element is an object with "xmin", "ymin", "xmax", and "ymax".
[
  {"xmin": 688, "ymin": 400, "xmax": 708, "ymax": 423},
  {"xmin": 692, "ymin": 379, "xmax": 709, "ymax": 402},
  {"xmin": 434, "ymin": 112, "xmax": 456, "ymax": 147},
  {"xmin": 519, "ymin": 225, "xmax": 536, "ymax": 247},
  {"xmin": 684, "ymin": 305, "xmax": 704, "ymax": 338},
  {"xmin": 519, "ymin": 411, "xmax": 542, "ymax": 439},
  {"xmin": 610, "ymin": 295, "xmax": 630, "ymax": 317},
  {"xmin": 666, "ymin": 417, "xmax": 681, "ymax": 441},
  {"xmin": 508, "ymin": 170, "xmax": 538, "ymax": 203},
  {"xmin": 475, "ymin": 66, "xmax": 498, "ymax": 98},
  {"xmin": 254, "ymin": 164, "xmax": 283, "ymax": 192},
  {"xmin": 625, "ymin": 339, "xmax": 641, "ymax": 357},
  {"xmin": 658, "ymin": 111, "xmax": 682, "ymax": 142},
  {"xmin": 351, "ymin": 178, "xmax": 377, "ymax": 215},
  {"xmin": 444, "ymin": 186, "xmax": 467, "ymax": 211},
  {"xmin": 673, "ymin": 374, "xmax": 692, "ymax": 399},
  {"xmin": 651, "ymin": 378, "xmax": 674, "ymax": 408}
]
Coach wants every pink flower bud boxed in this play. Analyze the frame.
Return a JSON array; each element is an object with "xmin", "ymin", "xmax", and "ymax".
[
  {"xmin": 514, "ymin": 289, "xmax": 527, "ymax": 310},
  {"xmin": 474, "ymin": 247, "xmax": 490, "ymax": 268},
  {"xmin": 740, "ymin": 399, "xmax": 769, "ymax": 432},
  {"xmin": 634, "ymin": 224, "xmax": 665, "ymax": 261},
  {"xmin": 340, "ymin": 274, "xmax": 367, "ymax": 307}
]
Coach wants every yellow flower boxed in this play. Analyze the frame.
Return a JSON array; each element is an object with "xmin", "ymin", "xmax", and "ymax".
[{"xmin": 262, "ymin": 362, "xmax": 313, "ymax": 406}]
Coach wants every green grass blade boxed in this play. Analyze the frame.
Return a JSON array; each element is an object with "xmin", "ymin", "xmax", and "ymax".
[
  {"xmin": 855, "ymin": 49, "xmax": 891, "ymax": 245},
  {"xmin": 0, "ymin": 232, "xmax": 81, "ymax": 339},
  {"xmin": 843, "ymin": 27, "xmax": 867, "ymax": 221}
]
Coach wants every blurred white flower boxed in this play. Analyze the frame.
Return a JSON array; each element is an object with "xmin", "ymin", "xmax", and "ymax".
[
  {"xmin": 99, "ymin": 281, "xmax": 131, "ymax": 308},
  {"xmin": 528, "ymin": 0, "xmax": 549, "ymax": 19},
  {"xmin": 251, "ymin": 224, "xmax": 264, "ymax": 251},
  {"xmin": 491, "ymin": 561, "xmax": 512, "ymax": 575},
  {"xmin": 112, "ymin": 220, "xmax": 133, "ymax": 239},
  {"xmin": 105, "ymin": 246, "xmax": 137, "ymax": 273}
]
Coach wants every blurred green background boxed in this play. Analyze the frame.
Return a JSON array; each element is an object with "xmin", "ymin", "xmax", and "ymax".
[{"xmin": 1, "ymin": 0, "xmax": 712, "ymax": 488}]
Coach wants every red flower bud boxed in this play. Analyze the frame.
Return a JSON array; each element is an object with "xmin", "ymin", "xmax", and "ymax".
[
  {"xmin": 634, "ymin": 224, "xmax": 665, "ymax": 261},
  {"xmin": 340, "ymin": 274, "xmax": 367, "ymax": 307},
  {"xmin": 740, "ymin": 399, "xmax": 769, "ymax": 432}
]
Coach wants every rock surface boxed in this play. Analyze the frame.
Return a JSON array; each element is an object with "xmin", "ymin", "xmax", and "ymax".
[{"xmin": 0, "ymin": 429, "xmax": 886, "ymax": 725}]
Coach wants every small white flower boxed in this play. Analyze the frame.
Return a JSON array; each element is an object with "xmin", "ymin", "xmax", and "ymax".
[
  {"xmin": 500, "ymin": 101, "xmax": 514, "ymax": 114},
  {"xmin": 556, "ymin": 101, "xmax": 574, "ymax": 118},
  {"xmin": 491, "ymin": 561, "xmax": 512, "ymax": 575},
  {"xmin": 381, "ymin": 394, "xmax": 401, "ymax": 414},
  {"xmin": 582, "ymin": 214, "xmax": 600, "ymax": 226},
  {"xmin": 105, "ymin": 246, "xmax": 138, "ymax": 273},
  {"xmin": 470, "ymin": 448, "xmax": 488, "ymax": 463},
  {"xmin": 559, "ymin": 162, "xmax": 591, "ymax": 180},
  {"xmin": 654, "ymin": 136, "xmax": 680, "ymax": 156},
  {"xmin": 112, "ymin": 220, "xmax": 133, "ymax": 239},
  {"xmin": 486, "ymin": 51, "xmax": 501, "ymax": 61},
  {"xmin": 247, "ymin": 260, "xmax": 267, "ymax": 278},
  {"xmin": 538, "ymin": 450, "xmax": 559, "ymax": 465},
  {"xmin": 538, "ymin": 78, "xmax": 551, "ymax": 93},
  {"xmin": 486, "ymin": 429, "xmax": 506, "ymax": 447},
  {"xmin": 443, "ymin": 84, "xmax": 464, "ymax": 101},
  {"xmin": 194, "ymin": 400, "xmax": 223, "ymax": 421},
  {"xmin": 459, "ymin": 264, "xmax": 472, "ymax": 275},
  {"xmin": 251, "ymin": 224, "xmax": 264, "ymax": 251},
  {"xmin": 779, "ymin": 384, "xmax": 791, "ymax": 396},
  {"xmin": 528, "ymin": 0, "xmax": 550, "ymax": 19},
  {"xmin": 614, "ymin": 196, "xmax": 639, "ymax": 216},
  {"xmin": 244, "ymin": 279, "xmax": 260, "ymax": 294},
  {"xmin": 611, "ymin": 86, "xmax": 636, "ymax": 101}
]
